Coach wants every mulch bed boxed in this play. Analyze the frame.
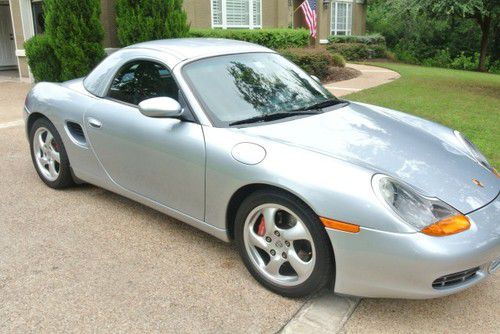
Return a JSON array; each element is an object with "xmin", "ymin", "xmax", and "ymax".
[{"xmin": 323, "ymin": 66, "xmax": 361, "ymax": 83}]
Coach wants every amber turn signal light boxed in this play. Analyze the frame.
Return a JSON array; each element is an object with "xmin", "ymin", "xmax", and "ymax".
[
  {"xmin": 320, "ymin": 217, "xmax": 360, "ymax": 233},
  {"xmin": 421, "ymin": 215, "xmax": 470, "ymax": 237}
]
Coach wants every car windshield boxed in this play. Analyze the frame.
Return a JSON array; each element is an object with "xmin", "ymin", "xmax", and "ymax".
[{"xmin": 182, "ymin": 53, "xmax": 338, "ymax": 127}]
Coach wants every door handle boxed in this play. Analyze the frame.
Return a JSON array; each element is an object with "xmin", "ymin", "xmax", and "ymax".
[{"xmin": 88, "ymin": 118, "xmax": 102, "ymax": 129}]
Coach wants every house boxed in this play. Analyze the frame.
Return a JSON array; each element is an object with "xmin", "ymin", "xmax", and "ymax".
[{"xmin": 1, "ymin": 0, "xmax": 366, "ymax": 81}]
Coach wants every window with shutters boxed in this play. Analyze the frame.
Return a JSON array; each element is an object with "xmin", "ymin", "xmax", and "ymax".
[
  {"xmin": 211, "ymin": 0, "xmax": 262, "ymax": 29},
  {"xmin": 331, "ymin": 1, "xmax": 352, "ymax": 36}
]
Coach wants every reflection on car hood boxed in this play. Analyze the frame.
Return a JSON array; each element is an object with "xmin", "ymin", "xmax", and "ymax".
[{"xmin": 241, "ymin": 102, "xmax": 499, "ymax": 213}]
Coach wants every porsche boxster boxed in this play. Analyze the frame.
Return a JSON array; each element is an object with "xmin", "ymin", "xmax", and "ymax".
[{"xmin": 24, "ymin": 39, "xmax": 499, "ymax": 298}]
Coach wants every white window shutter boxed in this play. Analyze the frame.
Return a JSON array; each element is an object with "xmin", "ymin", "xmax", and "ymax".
[
  {"xmin": 211, "ymin": 0, "xmax": 223, "ymax": 27},
  {"xmin": 212, "ymin": 0, "xmax": 261, "ymax": 29}
]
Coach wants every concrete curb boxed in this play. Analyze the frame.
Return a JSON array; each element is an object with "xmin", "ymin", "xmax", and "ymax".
[{"xmin": 280, "ymin": 292, "xmax": 360, "ymax": 334}]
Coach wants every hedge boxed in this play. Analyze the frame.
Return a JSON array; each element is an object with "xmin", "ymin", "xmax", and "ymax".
[
  {"xmin": 328, "ymin": 34, "xmax": 386, "ymax": 46},
  {"xmin": 327, "ymin": 42, "xmax": 387, "ymax": 60},
  {"xmin": 279, "ymin": 47, "xmax": 345, "ymax": 81},
  {"xmin": 189, "ymin": 29, "xmax": 310, "ymax": 49},
  {"xmin": 25, "ymin": 34, "xmax": 61, "ymax": 82}
]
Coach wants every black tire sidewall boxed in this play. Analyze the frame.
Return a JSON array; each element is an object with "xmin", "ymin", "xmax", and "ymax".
[
  {"xmin": 29, "ymin": 118, "xmax": 74, "ymax": 189},
  {"xmin": 234, "ymin": 189, "xmax": 334, "ymax": 298}
]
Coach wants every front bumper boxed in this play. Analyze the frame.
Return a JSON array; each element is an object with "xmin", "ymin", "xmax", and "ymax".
[{"xmin": 328, "ymin": 193, "xmax": 500, "ymax": 299}]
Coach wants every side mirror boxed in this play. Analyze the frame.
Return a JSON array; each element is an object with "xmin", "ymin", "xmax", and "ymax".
[
  {"xmin": 310, "ymin": 75, "xmax": 321, "ymax": 83},
  {"xmin": 138, "ymin": 97, "xmax": 183, "ymax": 118}
]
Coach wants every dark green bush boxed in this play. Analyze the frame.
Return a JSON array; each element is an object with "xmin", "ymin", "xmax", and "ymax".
[
  {"xmin": 279, "ymin": 47, "xmax": 345, "ymax": 81},
  {"xmin": 450, "ymin": 52, "xmax": 481, "ymax": 71},
  {"xmin": 327, "ymin": 43, "xmax": 371, "ymax": 60},
  {"xmin": 116, "ymin": 0, "xmax": 190, "ymax": 46},
  {"xmin": 421, "ymin": 49, "xmax": 452, "ymax": 68},
  {"xmin": 327, "ymin": 33, "xmax": 387, "ymax": 60},
  {"xmin": 328, "ymin": 34, "xmax": 386, "ymax": 45},
  {"xmin": 488, "ymin": 59, "xmax": 500, "ymax": 74},
  {"xmin": 24, "ymin": 34, "xmax": 61, "ymax": 82},
  {"xmin": 189, "ymin": 29, "xmax": 310, "ymax": 49},
  {"xmin": 44, "ymin": 0, "xmax": 105, "ymax": 81}
]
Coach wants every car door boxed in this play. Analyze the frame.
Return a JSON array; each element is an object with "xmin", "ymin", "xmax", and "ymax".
[{"xmin": 84, "ymin": 60, "xmax": 205, "ymax": 220}]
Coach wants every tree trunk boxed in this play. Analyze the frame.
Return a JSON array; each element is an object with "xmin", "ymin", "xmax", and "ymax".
[{"xmin": 478, "ymin": 16, "xmax": 492, "ymax": 72}]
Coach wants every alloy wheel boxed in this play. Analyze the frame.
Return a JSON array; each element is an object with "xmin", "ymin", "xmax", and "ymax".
[
  {"xmin": 33, "ymin": 127, "xmax": 61, "ymax": 182},
  {"xmin": 243, "ymin": 204, "xmax": 316, "ymax": 286}
]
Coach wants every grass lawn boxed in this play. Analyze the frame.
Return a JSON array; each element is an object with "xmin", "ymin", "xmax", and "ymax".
[{"xmin": 347, "ymin": 62, "xmax": 500, "ymax": 168}]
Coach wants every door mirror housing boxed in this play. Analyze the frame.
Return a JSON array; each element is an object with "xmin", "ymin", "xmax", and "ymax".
[
  {"xmin": 138, "ymin": 97, "xmax": 183, "ymax": 118},
  {"xmin": 310, "ymin": 75, "xmax": 321, "ymax": 83}
]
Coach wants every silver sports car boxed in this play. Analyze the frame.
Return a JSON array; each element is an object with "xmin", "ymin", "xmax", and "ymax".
[{"xmin": 24, "ymin": 39, "xmax": 499, "ymax": 298}]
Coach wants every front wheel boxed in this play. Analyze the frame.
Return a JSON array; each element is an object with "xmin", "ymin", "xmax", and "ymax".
[
  {"xmin": 29, "ymin": 118, "xmax": 75, "ymax": 189},
  {"xmin": 235, "ymin": 190, "xmax": 334, "ymax": 297}
]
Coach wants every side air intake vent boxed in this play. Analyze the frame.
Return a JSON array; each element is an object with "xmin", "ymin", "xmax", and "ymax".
[
  {"xmin": 66, "ymin": 121, "xmax": 86, "ymax": 145},
  {"xmin": 432, "ymin": 267, "xmax": 479, "ymax": 289}
]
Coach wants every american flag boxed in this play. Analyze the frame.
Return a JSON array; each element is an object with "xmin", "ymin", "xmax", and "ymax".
[{"xmin": 299, "ymin": 0, "xmax": 317, "ymax": 38}]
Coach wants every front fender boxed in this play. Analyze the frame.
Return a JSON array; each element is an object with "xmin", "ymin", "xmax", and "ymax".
[{"xmin": 203, "ymin": 126, "xmax": 413, "ymax": 234}]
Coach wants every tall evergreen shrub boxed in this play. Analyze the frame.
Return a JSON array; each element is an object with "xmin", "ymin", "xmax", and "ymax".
[
  {"xmin": 44, "ymin": 0, "xmax": 105, "ymax": 81},
  {"xmin": 116, "ymin": 0, "xmax": 190, "ymax": 46},
  {"xmin": 25, "ymin": 34, "xmax": 61, "ymax": 82}
]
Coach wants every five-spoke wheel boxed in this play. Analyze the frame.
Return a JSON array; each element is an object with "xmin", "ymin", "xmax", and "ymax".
[
  {"xmin": 33, "ymin": 127, "xmax": 61, "ymax": 181},
  {"xmin": 29, "ymin": 118, "xmax": 75, "ymax": 188},
  {"xmin": 235, "ymin": 190, "xmax": 334, "ymax": 297},
  {"xmin": 243, "ymin": 204, "xmax": 315, "ymax": 286}
]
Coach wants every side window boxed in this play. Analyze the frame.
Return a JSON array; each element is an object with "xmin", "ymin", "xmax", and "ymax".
[{"xmin": 108, "ymin": 60, "xmax": 179, "ymax": 105}]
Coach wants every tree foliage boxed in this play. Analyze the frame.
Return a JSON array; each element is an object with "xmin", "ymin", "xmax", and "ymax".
[
  {"xmin": 367, "ymin": 0, "xmax": 499, "ymax": 72},
  {"xmin": 44, "ymin": 0, "xmax": 105, "ymax": 81},
  {"xmin": 418, "ymin": 0, "xmax": 499, "ymax": 71},
  {"xmin": 116, "ymin": 0, "xmax": 190, "ymax": 46}
]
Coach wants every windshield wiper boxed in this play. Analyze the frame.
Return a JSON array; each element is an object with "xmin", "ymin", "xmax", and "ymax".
[
  {"xmin": 295, "ymin": 99, "xmax": 347, "ymax": 112},
  {"xmin": 229, "ymin": 111, "xmax": 322, "ymax": 126}
]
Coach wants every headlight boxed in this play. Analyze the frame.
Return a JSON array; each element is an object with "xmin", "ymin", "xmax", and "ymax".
[
  {"xmin": 454, "ymin": 130, "xmax": 498, "ymax": 176},
  {"xmin": 373, "ymin": 175, "xmax": 470, "ymax": 236}
]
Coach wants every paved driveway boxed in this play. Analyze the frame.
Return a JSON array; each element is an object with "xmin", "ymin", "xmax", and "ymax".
[{"xmin": 0, "ymin": 81, "xmax": 302, "ymax": 333}]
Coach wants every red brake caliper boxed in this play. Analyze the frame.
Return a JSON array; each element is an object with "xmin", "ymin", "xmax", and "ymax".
[{"xmin": 257, "ymin": 216, "xmax": 266, "ymax": 236}]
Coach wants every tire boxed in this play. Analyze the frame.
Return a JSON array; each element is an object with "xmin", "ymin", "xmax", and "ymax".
[
  {"xmin": 235, "ymin": 189, "xmax": 334, "ymax": 298},
  {"xmin": 29, "ymin": 118, "xmax": 75, "ymax": 189}
]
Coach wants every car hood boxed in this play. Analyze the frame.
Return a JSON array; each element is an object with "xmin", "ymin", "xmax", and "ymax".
[{"xmin": 240, "ymin": 102, "xmax": 499, "ymax": 214}]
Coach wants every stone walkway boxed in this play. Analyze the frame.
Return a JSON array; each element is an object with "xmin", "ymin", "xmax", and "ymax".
[{"xmin": 325, "ymin": 63, "xmax": 401, "ymax": 97}]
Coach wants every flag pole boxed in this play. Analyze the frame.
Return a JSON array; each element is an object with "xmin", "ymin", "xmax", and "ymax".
[{"xmin": 314, "ymin": 1, "xmax": 320, "ymax": 48}]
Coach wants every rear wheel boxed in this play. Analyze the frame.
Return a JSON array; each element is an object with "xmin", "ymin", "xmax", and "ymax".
[
  {"xmin": 29, "ymin": 118, "xmax": 74, "ymax": 188},
  {"xmin": 235, "ymin": 190, "xmax": 334, "ymax": 297}
]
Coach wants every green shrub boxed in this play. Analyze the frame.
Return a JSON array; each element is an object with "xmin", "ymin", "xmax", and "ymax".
[
  {"xmin": 116, "ymin": 0, "xmax": 190, "ymax": 46},
  {"xmin": 393, "ymin": 46, "xmax": 420, "ymax": 64},
  {"xmin": 450, "ymin": 52, "xmax": 480, "ymax": 71},
  {"xmin": 327, "ymin": 43, "xmax": 370, "ymax": 60},
  {"xmin": 488, "ymin": 60, "xmax": 500, "ymax": 74},
  {"xmin": 330, "ymin": 53, "xmax": 346, "ymax": 67},
  {"xmin": 328, "ymin": 34, "xmax": 386, "ymax": 45},
  {"xmin": 189, "ymin": 29, "xmax": 310, "ymax": 49},
  {"xmin": 279, "ymin": 47, "xmax": 345, "ymax": 81},
  {"xmin": 24, "ymin": 34, "xmax": 61, "ymax": 82},
  {"xmin": 384, "ymin": 50, "xmax": 397, "ymax": 61},
  {"xmin": 44, "ymin": 0, "xmax": 105, "ymax": 81},
  {"xmin": 369, "ymin": 44, "xmax": 388, "ymax": 58},
  {"xmin": 422, "ymin": 49, "xmax": 452, "ymax": 68},
  {"xmin": 327, "ymin": 34, "xmax": 387, "ymax": 60}
]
